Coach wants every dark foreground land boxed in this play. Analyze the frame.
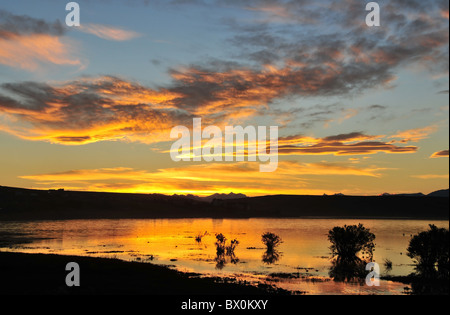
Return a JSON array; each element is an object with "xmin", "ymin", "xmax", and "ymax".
[
  {"xmin": 1, "ymin": 252, "xmax": 448, "ymax": 296},
  {"xmin": 0, "ymin": 252, "xmax": 287, "ymax": 295},
  {"xmin": 0, "ymin": 186, "xmax": 448, "ymax": 221}
]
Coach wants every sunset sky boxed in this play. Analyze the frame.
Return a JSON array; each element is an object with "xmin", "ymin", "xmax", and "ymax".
[{"xmin": 0, "ymin": 0, "xmax": 448, "ymax": 196}]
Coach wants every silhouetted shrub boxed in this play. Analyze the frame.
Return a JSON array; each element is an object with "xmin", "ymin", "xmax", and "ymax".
[
  {"xmin": 215, "ymin": 233, "xmax": 227, "ymax": 255},
  {"xmin": 262, "ymin": 249, "xmax": 281, "ymax": 265},
  {"xmin": 260, "ymin": 232, "xmax": 283, "ymax": 265},
  {"xmin": 328, "ymin": 224, "xmax": 375, "ymax": 262},
  {"xmin": 214, "ymin": 234, "xmax": 239, "ymax": 269},
  {"xmin": 261, "ymin": 232, "xmax": 283, "ymax": 251},
  {"xmin": 195, "ymin": 231, "xmax": 209, "ymax": 243},
  {"xmin": 384, "ymin": 259, "xmax": 393, "ymax": 271},
  {"xmin": 226, "ymin": 239, "xmax": 239, "ymax": 256},
  {"xmin": 407, "ymin": 225, "xmax": 449, "ymax": 277},
  {"xmin": 327, "ymin": 224, "xmax": 375, "ymax": 283}
]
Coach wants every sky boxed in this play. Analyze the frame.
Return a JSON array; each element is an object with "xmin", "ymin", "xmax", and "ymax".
[{"xmin": 0, "ymin": 0, "xmax": 448, "ymax": 196}]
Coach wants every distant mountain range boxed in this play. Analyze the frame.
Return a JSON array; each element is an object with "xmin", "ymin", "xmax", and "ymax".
[
  {"xmin": 0, "ymin": 186, "xmax": 448, "ymax": 221},
  {"xmin": 181, "ymin": 189, "xmax": 449, "ymax": 200},
  {"xmin": 427, "ymin": 189, "xmax": 450, "ymax": 197},
  {"xmin": 381, "ymin": 189, "xmax": 449, "ymax": 198},
  {"xmin": 179, "ymin": 193, "xmax": 247, "ymax": 203}
]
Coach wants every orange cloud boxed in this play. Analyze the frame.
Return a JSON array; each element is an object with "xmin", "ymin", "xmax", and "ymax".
[
  {"xmin": 0, "ymin": 63, "xmax": 346, "ymax": 146},
  {"xmin": 276, "ymin": 132, "xmax": 417, "ymax": 156},
  {"xmin": 0, "ymin": 76, "xmax": 186, "ymax": 145},
  {"xmin": 246, "ymin": 4, "xmax": 295, "ymax": 22},
  {"xmin": 158, "ymin": 131, "xmax": 415, "ymax": 161},
  {"xmin": 431, "ymin": 150, "xmax": 449, "ymax": 158},
  {"xmin": 168, "ymin": 63, "xmax": 345, "ymax": 116},
  {"xmin": 390, "ymin": 125, "xmax": 438, "ymax": 143},
  {"xmin": 78, "ymin": 24, "xmax": 142, "ymax": 41},
  {"xmin": 19, "ymin": 161, "xmax": 386, "ymax": 196},
  {"xmin": 20, "ymin": 167, "xmax": 146, "ymax": 182},
  {"xmin": 411, "ymin": 174, "xmax": 449, "ymax": 180},
  {"xmin": 0, "ymin": 62, "xmax": 442, "ymax": 149},
  {"xmin": 244, "ymin": 2, "xmax": 318, "ymax": 24},
  {"xmin": 0, "ymin": 32, "xmax": 82, "ymax": 71}
]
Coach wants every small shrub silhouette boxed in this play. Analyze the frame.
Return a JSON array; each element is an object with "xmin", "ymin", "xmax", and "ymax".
[
  {"xmin": 226, "ymin": 239, "xmax": 240, "ymax": 256},
  {"xmin": 261, "ymin": 232, "xmax": 283, "ymax": 251},
  {"xmin": 214, "ymin": 233, "xmax": 240, "ymax": 269},
  {"xmin": 260, "ymin": 232, "xmax": 283, "ymax": 265},
  {"xmin": 328, "ymin": 224, "xmax": 376, "ymax": 262},
  {"xmin": 384, "ymin": 259, "xmax": 393, "ymax": 271},
  {"xmin": 327, "ymin": 224, "xmax": 376, "ymax": 282},
  {"xmin": 407, "ymin": 224, "xmax": 449, "ymax": 276},
  {"xmin": 195, "ymin": 231, "xmax": 209, "ymax": 243},
  {"xmin": 215, "ymin": 233, "xmax": 227, "ymax": 255}
]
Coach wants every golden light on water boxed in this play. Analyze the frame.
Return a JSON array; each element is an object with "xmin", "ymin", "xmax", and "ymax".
[{"xmin": 2, "ymin": 218, "xmax": 447, "ymax": 295}]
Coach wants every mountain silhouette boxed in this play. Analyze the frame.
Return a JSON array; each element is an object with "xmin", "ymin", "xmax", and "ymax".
[
  {"xmin": 0, "ymin": 186, "xmax": 448, "ymax": 221},
  {"xmin": 428, "ymin": 189, "xmax": 450, "ymax": 198},
  {"xmin": 381, "ymin": 189, "xmax": 449, "ymax": 198}
]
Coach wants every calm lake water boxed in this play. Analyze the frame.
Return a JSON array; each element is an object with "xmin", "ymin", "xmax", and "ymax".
[{"xmin": 0, "ymin": 218, "xmax": 448, "ymax": 295}]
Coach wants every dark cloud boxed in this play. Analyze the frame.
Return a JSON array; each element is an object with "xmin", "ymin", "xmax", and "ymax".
[
  {"xmin": 431, "ymin": 150, "xmax": 449, "ymax": 158},
  {"xmin": 0, "ymin": 10, "xmax": 83, "ymax": 70},
  {"xmin": 0, "ymin": 10, "xmax": 65, "ymax": 38},
  {"xmin": 368, "ymin": 105, "xmax": 387, "ymax": 111},
  {"xmin": 223, "ymin": 0, "xmax": 449, "ymax": 89},
  {"xmin": 323, "ymin": 132, "xmax": 370, "ymax": 142},
  {"xmin": 0, "ymin": 73, "xmax": 405, "ymax": 147},
  {"xmin": 0, "ymin": 0, "xmax": 448, "ymax": 145},
  {"xmin": 0, "ymin": 77, "xmax": 192, "ymax": 144},
  {"xmin": 277, "ymin": 132, "xmax": 418, "ymax": 156},
  {"xmin": 150, "ymin": 59, "xmax": 162, "ymax": 66}
]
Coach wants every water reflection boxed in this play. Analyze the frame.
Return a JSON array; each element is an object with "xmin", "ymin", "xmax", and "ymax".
[
  {"xmin": 214, "ymin": 233, "xmax": 240, "ymax": 270},
  {"xmin": 215, "ymin": 252, "xmax": 240, "ymax": 270},
  {"xmin": 261, "ymin": 232, "xmax": 283, "ymax": 265},
  {"xmin": 195, "ymin": 231, "xmax": 209, "ymax": 243},
  {"xmin": 404, "ymin": 225, "xmax": 449, "ymax": 295},
  {"xmin": 327, "ymin": 224, "xmax": 376, "ymax": 284},
  {"xmin": 406, "ymin": 265, "xmax": 449, "ymax": 295},
  {"xmin": 328, "ymin": 258, "xmax": 367, "ymax": 283},
  {"xmin": 262, "ymin": 249, "xmax": 282, "ymax": 265},
  {"xmin": 0, "ymin": 218, "xmax": 447, "ymax": 295},
  {"xmin": 383, "ymin": 259, "xmax": 393, "ymax": 273}
]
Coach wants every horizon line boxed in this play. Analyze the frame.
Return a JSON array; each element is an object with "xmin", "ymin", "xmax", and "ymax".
[{"xmin": 1, "ymin": 185, "xmax": 448, "ymax": 199}]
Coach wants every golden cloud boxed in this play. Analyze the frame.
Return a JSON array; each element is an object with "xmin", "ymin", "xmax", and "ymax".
[
  {"xmin": 411, "ymin": 174, "xmax": 449, "ymax": 180},
  {"xmin": 0, "ymin": 32, "xmax": 82, "ymax": 71},
  {"xmin": 0, "ymin": 76, "xmax": 187, "ymax": 145},
  {"xmin": 276, "ymin": 132, "xmax": 417, "ymax": 156},
  {"xmin": 390, "ymin": 125, "xmax": 438, "ymax": 143},
  {"xmin": 78, "ymin": 24, "xmax": 142, "ymax": 41},
  {"xmin": 19, "ymin": 161, "xmax": 386, "ymax": 196},
  {"xmin": 431, "ymin": 150, "xmax": 449, "ymax": 158}
]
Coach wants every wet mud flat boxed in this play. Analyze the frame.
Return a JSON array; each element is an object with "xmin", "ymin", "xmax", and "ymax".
[{"xmin": 0, "ymin": 252, "xmax": 291, "ymax": 295}]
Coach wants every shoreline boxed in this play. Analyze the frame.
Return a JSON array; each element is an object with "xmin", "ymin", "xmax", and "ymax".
[{"xmin": 0, "ymin": 251, "xmax": 291, "ymax": 295}]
